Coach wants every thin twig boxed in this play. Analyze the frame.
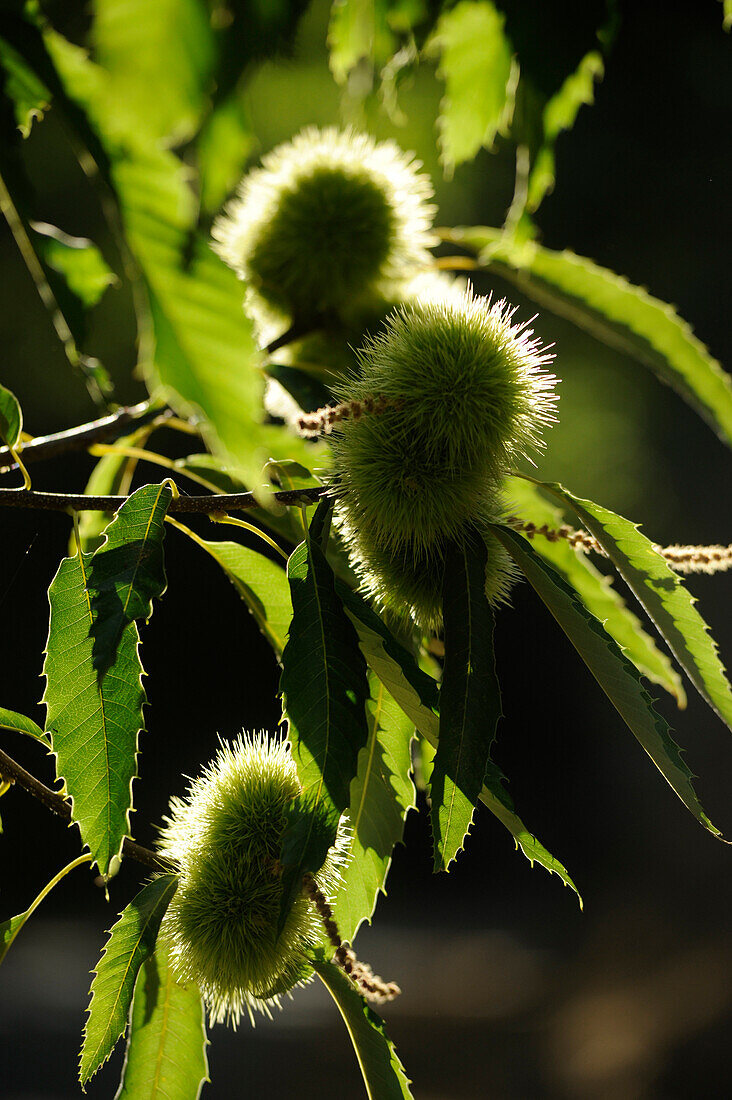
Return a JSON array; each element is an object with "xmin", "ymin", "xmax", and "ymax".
[
  {"xmin": 0, "ymin": 485, "xmax": 326, "ymax": 513},
  {"xmin": 0, "ymin": 746, "xmax": 168, "ymax": 872},
  {"xmin": 0, "ymin": 401, "xmax": 168, "ymax": 474}
]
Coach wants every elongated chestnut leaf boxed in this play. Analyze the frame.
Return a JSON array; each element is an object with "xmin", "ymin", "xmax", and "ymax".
[
  {"xmin": 43, "ymin": 552, "xmax": 146, "ymax": 876},
  {"xmin": 506, "ymin": 476, "xmax": 686, "ymax": 707},
  {"xmin": 310, "ymin": 949, "xmax": 413, "ymax": 1100},
  {"xmin": 89, "ymin": 482, "xmax": 172, "ymax": 676},
  {"xmin": 339, "ymin": 582, "xmax": 579, "ymax": 899},
  {"xmin": 190, "ymin": 537, "xmax": 293, "ymax": 659},
  {"xmin": 447, "ymin": 226, "xmax": 732, "ymax": 447},
  {"xmin": 279, "ymin": 534, "xmax": 369, "ymax": 925},
  {"xmin": 81, "ymin": 875, "xmax": 178, "ymax": 1086},
  {"xmin": 334, "ymin": 672, "xmax": 416, "ymax": 944},
  {"xmin": 492, "ymin": 524, "xmax": 721, "ymax": 837},
  {"xmin": 540, "ymin": 482, "xmax": 732, "ymax": 731},
  {"xmin": 432, "ymin": 533, "xmax": 502, "ymax": 870},
  {"xmin": 116, "ymin": 945, "xmax": 208, "ymax": 1100}
]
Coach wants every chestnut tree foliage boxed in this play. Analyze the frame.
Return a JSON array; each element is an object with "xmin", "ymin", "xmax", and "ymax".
[{"xmin": 1, "ymin": 2, "xmax": 732, "ymax": 1097}]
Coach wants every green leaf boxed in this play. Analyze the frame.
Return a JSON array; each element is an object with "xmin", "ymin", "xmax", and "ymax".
[
  {"xmin": 197, "ymin": 93, "xmax": 255, "ymax": 215},
  {"xmin": 81, "ymin": 874, "xmax": 178, "ymax": 1086},
  {"xmin": 0, "ymin": 32, "xmax": 51, "ymax": 136},
  {"xmin": 0, "ymin": 706, "xmax": 49, "ymax": 744},
  {"xmin": 279, "ymin": 535, "xmax": 370, "ymax": 922},
  {"xmin": 432, "ymin": 533, "xmax": 503, "ymax": 871},
  {"xmin": 91, "ymin": 0, "xmax": 214, "ymax": 147},
  {"xmin": 1, "ymin": 854, "xmax": 91, "ymax": 966},
  {"xmin": 31, "ymin": 221, "xmax": 117, "ymax": 308},
  {"xmin": 426, "ymin": 1, "xmax": 516, "ymax": 169},
  {"xmin": 328, "ymin": 0, "xmax": 374, "ymax": 83},
  {"xmin": 526, "ymin": 50, "xmax": 604, "ymax": 214},
  {"xmin": 722, "ymin": 0, "xmax": 732, "ymax": 32},
  {"xmin": 43, "ymin": 551, "xmax": 146, "ymax": 876},
  {"xmin": 88, "ymin": 482, "xmax": 172, "ymax": 675},
  {"xmin": 339, "ymin": 582, "xmax": 580, "ymax": 899},
  {"xmin": 309, "ymin": 949, "xmax": 413, "ymax": 1100},
  {"xmin": 541, "ymin": 482, "xmax": 732, "ymax": 731},
  {"xmin": 116, "ymin": 944, "xmax": 209, "ymax": 1100},
  {"xmin": 0, "ymin": 381, "xmax": 22, "ymax": 449},
  {"xmin": 492, "ymin": 523, "xmax": 721, "ymax": 837},
  {"xmin": 187, "ymin": 535, "xmax": 293, "ymax": 658},
  {"xmin": 506, "ymin": 476, "xmax": 686, "ymax": 707},
  {"xmin": 335, "ymin": 672, "xmax": 415, "ymax": 944},
  {"xmin": 448, "ymin": 226, "xmax": 732, "ymax": 446}
]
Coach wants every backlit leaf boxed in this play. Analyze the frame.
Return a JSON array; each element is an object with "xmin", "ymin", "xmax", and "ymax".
[
  {"xmin": 542, "ymin": 482, "xmax": 732, "ymax": 731},
  {"xmin": 0, "ymin": 31, "xmax": 50, "ymax": 136},
  {"xmin": 310, "ymin": 949, "xmax": 413, "ymax": 1100},
  {"xmin": 31, "ymin": 221, "xmax": 117, "ymax": 308},
  {"xmin": 81, "ymin": 875, "xmax": 178, "ymax": 1085},
  {"xmin": 506, "ymin": 476, "xmax": 686, "ymax": 706},
  {"xmin": 43, "ymin": 551, "xmax": 146, "ymax": 875},
  {"xmin": 0, "ymin": 706, "xmax": 48, "ymax": 744},
  {"xmin": 492, "ymin": 523, "xmax": 721, "ymax": 837},
  {"xmin": 427, "ymin": 1, "xmax": 516, "ymax": 169},
  {"xmin": 115, "ymin": 944, "xmax": 208, "ymax": 1100},
  {"xmin": 448, "ymin": 226, "xmax": 732, "ymax": 446}
]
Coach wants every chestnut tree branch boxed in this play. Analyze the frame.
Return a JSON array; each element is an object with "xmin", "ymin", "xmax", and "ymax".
[
  {"xmin": 0, "ymin": 400, "xmax": 169, "ymax": 474},
  {"xmin": 0, "ymin": 746, "xmax": 168, "ymax": 872}
]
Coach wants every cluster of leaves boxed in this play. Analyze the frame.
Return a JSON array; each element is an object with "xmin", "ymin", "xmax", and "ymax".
[{"xmin": 1, "ymin": 2, "xmax": 732, "ymax": 1098}]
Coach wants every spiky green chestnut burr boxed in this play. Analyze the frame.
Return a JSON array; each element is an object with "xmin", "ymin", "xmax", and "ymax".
[
  {"xmin": 329, "ymin": 289, "xmax": 557, "ymax": 630},
  {"xmin": 212, "ymin": 127, "xmax": 437, "ymax": 328},
  {"xmin": 157, "ymin": 734, "xmax": 348, "ymax": 1025}
]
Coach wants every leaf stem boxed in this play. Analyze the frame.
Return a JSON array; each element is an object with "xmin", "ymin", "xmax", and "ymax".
[{"xmin": 0, "ymin": 747, "xmax": 168, "ymax": 872}]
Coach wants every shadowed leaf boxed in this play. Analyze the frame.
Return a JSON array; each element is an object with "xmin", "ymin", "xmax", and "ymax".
[
  {"xmin": 279, "ymin": 533, "xmax": 369, "ymax": 925},
  {"xmin": 88, "ymin": 482, "xmax": 172, "ymax": 675},
  {"xmin": 335, "ymin": 672, "xmax": 415, "ymax": 944},
  {"xmin": 432, "ymin": 533, "xmax": 502, "ymax": 870}
]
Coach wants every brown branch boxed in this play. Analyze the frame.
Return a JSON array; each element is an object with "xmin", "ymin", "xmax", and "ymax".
[
  {"xmin": 0, "ymin": 746, "xmax": 168, "ymax": 872},
  {"xmin": 0, "ymin": 401, "xmax": 168, "ymax": 474},
  {"xmin": 0, "ymin": 484, "xmax": 326, "ymax": 513}
]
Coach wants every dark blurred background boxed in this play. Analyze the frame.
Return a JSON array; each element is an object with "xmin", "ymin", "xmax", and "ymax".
[{"xmin": 1, "ymin": 1, "xmax": 731, "ymax": 1097}]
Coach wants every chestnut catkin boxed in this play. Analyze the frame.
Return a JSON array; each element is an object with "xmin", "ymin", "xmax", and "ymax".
[
  {"xmin": 157, "ymin": 735, "xmax": 348, "ymax": 1025},
  {"xmin": 329, "ymin": 290, "xmax": 558, "ymax": 631},
  {"xmin": 212, "ymin": 127, "xmax": 437, "ymax": 331}
]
